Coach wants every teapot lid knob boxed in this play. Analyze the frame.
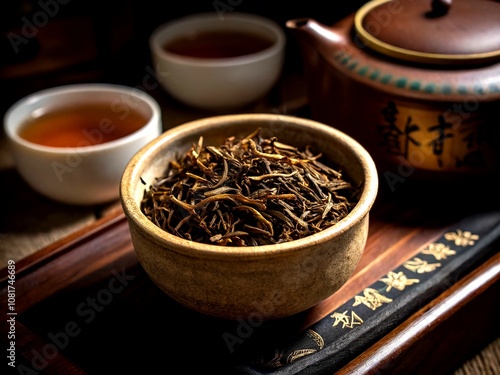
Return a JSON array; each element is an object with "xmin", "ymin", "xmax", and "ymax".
[
  {"xmin": 354, "ymin": 0, "xmax": 500, "ymax": 65},
  {"xmin": 430, "ymin": 0, "xmax": 452, "ymax": 16}
]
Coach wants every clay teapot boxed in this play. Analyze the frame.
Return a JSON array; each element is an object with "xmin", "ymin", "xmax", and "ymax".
[{"xmin": 287, "ymin": 0, "xmax": 500, "ymax": 187}]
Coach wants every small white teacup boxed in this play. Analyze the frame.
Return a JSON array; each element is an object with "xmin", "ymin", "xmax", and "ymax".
[
  {"xmin": 149, "ymin": 12, "xmax": 286, "ymax": 110},
  {"xmin": 4, "ymin": 83, "xmax": 162, "ymax": 205}
]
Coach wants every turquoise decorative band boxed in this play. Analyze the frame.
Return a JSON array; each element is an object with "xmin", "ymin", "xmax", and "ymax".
[{"xmin": 335, "ymin": 51, "xmax": 500, "ymax": 96}]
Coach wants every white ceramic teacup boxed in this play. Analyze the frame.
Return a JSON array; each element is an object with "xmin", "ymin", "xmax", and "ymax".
[
  {"xmin": 3, "ymin": 83, "xmax": 162, "ymax": 205},
  {"xmin": 149, "ymin": 12, "xmax": 286, "ymax": 110}
]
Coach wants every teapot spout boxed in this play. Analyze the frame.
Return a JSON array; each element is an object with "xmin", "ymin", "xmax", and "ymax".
[{"xmin": 286, "ymin": 18, "xmax": 344, "ymax": 47}]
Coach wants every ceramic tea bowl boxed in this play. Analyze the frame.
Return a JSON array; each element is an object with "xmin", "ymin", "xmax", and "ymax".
[
  {"xmin": 3, "ymin": 83, "xmax": 162, "ymax": 205},
  {"xmin": 120, "ymin": 113, "xmax": 378, "ymax": 320},
  {"xmin": 149, "ymin": 12, "xmax": 285, "ymax": 111}
]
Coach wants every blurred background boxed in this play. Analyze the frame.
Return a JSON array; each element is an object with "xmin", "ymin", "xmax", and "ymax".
[{"xmin": 0, "ymin": 0, "xmax": 367, "ymax": 115}]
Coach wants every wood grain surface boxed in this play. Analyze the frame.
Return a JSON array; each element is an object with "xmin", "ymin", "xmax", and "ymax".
[{"xmin": 1, "ymin": 177, "xmax": 498, "ymax": 374}]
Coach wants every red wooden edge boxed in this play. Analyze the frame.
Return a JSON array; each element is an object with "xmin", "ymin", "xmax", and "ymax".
[{"xmin": 0, "ymin": 208, "xmax": 126, "ymax": 284}]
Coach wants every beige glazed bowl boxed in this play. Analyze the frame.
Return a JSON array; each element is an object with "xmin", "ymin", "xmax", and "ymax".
[{"xmin": 120, "ymin": 114, "xmax": 378, "ymax": 320}]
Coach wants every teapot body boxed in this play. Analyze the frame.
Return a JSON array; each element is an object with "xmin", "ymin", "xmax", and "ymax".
[{"xmin": 291, "ymin": 14, "xmax": 500, "ymax": 185}]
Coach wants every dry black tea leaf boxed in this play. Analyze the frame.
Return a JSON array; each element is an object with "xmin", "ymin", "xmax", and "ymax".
[{"xmin": 140, "ymin": 128, "xmax": 361, "ymax": 246}]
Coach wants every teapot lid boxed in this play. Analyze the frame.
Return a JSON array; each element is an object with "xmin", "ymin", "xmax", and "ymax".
[{"xmin": 354, "ymin": 0, "xmax": 500, "ymax": 64}]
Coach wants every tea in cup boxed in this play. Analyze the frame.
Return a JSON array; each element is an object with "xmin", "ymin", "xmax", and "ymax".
[{"xmin": 3, "ymin": 83, "xmax": 162, "ymax": 205}]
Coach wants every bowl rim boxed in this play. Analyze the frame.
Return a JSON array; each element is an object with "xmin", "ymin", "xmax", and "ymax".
[
  {"xmin": 3, "ymin": 83, "xmax": 162, "ymax": 155},
  {"xmin": 120, "ymin": 113, "xmax": 378, "ymax": 259},
  {"xmin": 149, "ymin": 12, "xmax": 286, "ymax": 67}
]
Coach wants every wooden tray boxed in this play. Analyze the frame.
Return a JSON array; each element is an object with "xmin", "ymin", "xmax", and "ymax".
[{"xmin": 2, "ymin": 180, "xmax": 500, "ymax": 375}]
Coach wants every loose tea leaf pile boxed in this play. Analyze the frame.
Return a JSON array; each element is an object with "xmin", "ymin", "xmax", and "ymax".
[{"xmin": 140, "ymin": 129, "xmax": 360, "ymax": 246}]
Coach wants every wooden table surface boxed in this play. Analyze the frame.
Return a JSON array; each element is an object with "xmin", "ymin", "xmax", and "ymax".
[{"xmin": 1, "ymin": 163, "xmax": 499, "ymax": 374}]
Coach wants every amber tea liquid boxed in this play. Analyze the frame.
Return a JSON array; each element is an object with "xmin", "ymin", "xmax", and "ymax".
[
  {"xmin": 19, "ymin": 102, "xmax": 149, "ymax": 148},
  {"xmin": 163, "ymin": 30, "xmax": 274, "ymax": 58}
]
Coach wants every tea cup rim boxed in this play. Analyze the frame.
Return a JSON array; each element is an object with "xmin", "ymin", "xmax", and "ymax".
[
  {"xmin": 3, "ymin": 83, "xmax": 162, "ymax": 155},
  {"xmin": 149, "ymin": 11, "xmax": 286, "ymax": 67}
]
